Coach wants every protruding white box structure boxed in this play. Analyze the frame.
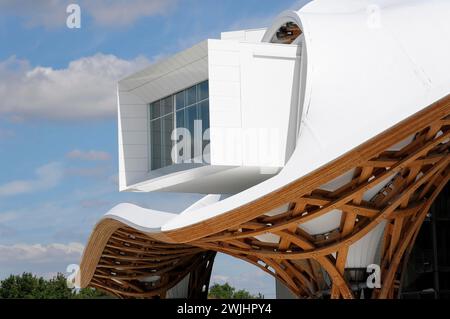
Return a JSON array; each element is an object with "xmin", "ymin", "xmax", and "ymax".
[{"xmin": 118, "ymin": 33, "xmax": 306, "ymax": 194}]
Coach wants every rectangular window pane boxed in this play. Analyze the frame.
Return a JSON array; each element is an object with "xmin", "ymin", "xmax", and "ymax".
[
  {"xmin": 175, "ymin": 110, "xmax": 186, "ymax": 163},
  {"xmin": 186, "ymin": 105, "xmax": 198, "ymax": 161},
  {"xmin": 176, "ymin": 109, "xmax": 185, "ymax": 130},
  {"xmin": 197, "ymin": 81, "xmax": 209, "ymax": 101},
  {"xmin": 161, "ymin": 96, "xmax": 173, "ymax": 116},
  {"xmin": 199, "ymin": 100, "xmax": 210, "ymax": 132},
  {"xmin": 175, "ymin": 92, "xmax": 185, "ymax": 111},
  {"xmin": 186, "ymin": 86, "xmax": 197, "ymax": 106},
  {"xmin": 150, "ymin": 119, "xmax": 162, "ymax": 170},
  {"xmin": 148, "ymin": 81, "xmax": 209, "ymax": 170},
  {"xmin": 200, "ymin": 100, "xmax": 210, "ymax": 162},
  {"xmin": 150, "ymin": 101, "xmax": 161, "ymax": 120},
  {"xmin": 162, "ymin": 114, "xmax": 174, "ymax": 167}
]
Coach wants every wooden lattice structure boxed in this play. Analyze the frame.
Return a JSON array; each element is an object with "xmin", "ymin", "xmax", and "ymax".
[
  {"xmin": 80, "ymin": 95, "xmax": 450, "ymax": 299},
  {"xmin": 274, "ymin": 22, "xmax": 303, "ymax": 44}
]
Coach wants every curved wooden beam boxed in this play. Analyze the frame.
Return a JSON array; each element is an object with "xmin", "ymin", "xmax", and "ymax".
[{"xmin": 79, "ymin": 95, "xmax": 450, "ymax": 299}]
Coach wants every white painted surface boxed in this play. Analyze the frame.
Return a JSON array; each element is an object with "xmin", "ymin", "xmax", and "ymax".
[
  {"xmin": 346, "ymin": 222, "xmax": 386, "ymax": 268},
  {"xmin": 103, "ymin": 203, "xmax": 176, "ymax": 235},
  {"xmin": 208, "ymin": 40, "xmax": 301, "ymax": 168},
  {"xmin": 221, "ymin": 28, "xmax": 267, "ymax": 43},
  {"xmin": 299, "ymin": 210, "xmax": 342, "ymax": 236}
]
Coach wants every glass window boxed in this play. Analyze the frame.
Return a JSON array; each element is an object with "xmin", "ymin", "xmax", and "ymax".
[
  {"xmin": 150, "ymin": 101, "xmax": 160, "ymax": 120},
  {"xmin": 198, "ymin": 81, "xmax": 209, "ymax": 101},
  {"xmin": 150, "ymin": 120, "xmax": 161, "ymax": 170},
  {"xmin": 162, "ymin": 114, "xmax": 174, "ymax": 166},
  {"xmin": 186, "ymin": 86, "xmax": 197, "ymax": 106},
  {"xmin": 161, "ymin": 96, "xmax": 173, "ymax": 116},
  {"xmin": 199, "ymin": 100, "xmax": 210, "ymax": 160},
  {"xmin": 185, "ymin": 105, "xmax": 198, "ymax": 161},
  {"xmin": 148, "ymin": 80, "xmax": 209, "ymax": 170},
  {"xmin": 199, "ymin": 100, "xmax": 210, "ymax": 133},
  {"xmin": 175, "ymin": 109, "xmax": 186, "ymax": 163},
  {"xmin": 175, "ymin": 92, "xmax": 185, "ymax": 111},
  {"xmin": 176, "ymin": 109, "xmax": 185, "ymax": 130}
]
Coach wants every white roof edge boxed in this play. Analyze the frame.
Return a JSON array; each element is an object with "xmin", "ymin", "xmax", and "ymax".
[{"xmin": 119, "ymin": 40, "xmax": 209, "ymax": 91}]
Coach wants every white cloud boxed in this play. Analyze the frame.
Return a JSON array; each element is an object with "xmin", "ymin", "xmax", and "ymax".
[
  {"xmin": 0, "ymin": 162, "xmax": 64, "ymax": 197},
  {"xmin": 66, "ymin": 150, "xmax": 111, "ymax": 161},
  {"xmin": 0, "ymin": 54, "xmax": 149, "ymax": 121},
  {"xmin": 0, "ymin": 0, "xmax": 177, "ymax": 28},
  {"xmin": 0, "ymin": 243, "xmax": 84, "ymax": 279},
  {"xmin": 0, "ymin": 243, "xmax": 84, "ymax": 263}
]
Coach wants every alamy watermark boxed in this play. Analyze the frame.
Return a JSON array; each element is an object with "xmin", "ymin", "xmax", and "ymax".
[
  {"xmin": 167, "ymin": 121, "xmax": 283, "ymax": 174},
  {"xmin": 66, "ymin": 264, "xmax": 81, "ymax": 289},
  {"xmin": 366, "ymin": 264, "xmax": 382, "ymax": 289},
  {"xmin": 66, "ymin": 4, "xmax": 81, "ymax": 29},
  {"xmin": 367, "ymin": 4, "xmax": 382, "ymax": 29}
]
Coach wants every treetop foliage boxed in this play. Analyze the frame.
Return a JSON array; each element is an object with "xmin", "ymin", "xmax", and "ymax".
[
  {"xmin": 208, "ymin": 283, "xmax": 264, "ymax": 299},
  {"xmin": 0, "ymin": 273, "xmax": 109, "ymax": 299}
]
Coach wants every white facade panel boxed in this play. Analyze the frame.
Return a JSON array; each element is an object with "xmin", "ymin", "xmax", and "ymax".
[
  {"xmin": 208, "ymin": 40, "xmax": 301, "ymax": 168},
  {"xmin": 123, "ymin": 158, "xmax": 148, "ymax": 172},
  {"xmin": 122, "ymin": 144, "xmax": 148, "ymax": 159},
  {"xmin": 118, "ymin": 91, "xmax": 146, "ymax": 105},
  {"xmin": 209, "ymin": 80, "xmax": 241, "ymax": 98},
  {"xmin": 208, "ymin": 50, "xmax": 240, "ymax": 66},
  {"xmin": 129, "ymin": 57, "xmax": 208, "ymax": 104},
  {"xmin": 209, "ymin": 127, "xmax": 243, "ymax": 166},
  {"xmin": 120, "ymin": 131, "xmax": 148, "ymax": 145},
  {"xmin": 119, "ymin": 41, "xmax": 208, "ymax": 92},
  {"xmin": 209, "ymin": 65, "xmax": 241, "ymax": 82},
  {"xmin": 119, "ymin": 105, "xmax": 148, "ymax": 118},
  {"xmin": 119, "ymin": 171, "xmax": 148, "ymax": 189},
  {"xmin": 221, "ymin": 28, "xmax": 267, "ymax": 43},
  {"xmin": 240, "ymin": 54, "xmax": 299, "ymax": 166},
  {"xmin": 121, "ymin": 118, "xmax": 148, "ymax": 132}
]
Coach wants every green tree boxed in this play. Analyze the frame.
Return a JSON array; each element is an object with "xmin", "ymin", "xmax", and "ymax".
[
  {"xmin": 209, "ymin": 283, "xmax": 235, "ymax": 299},
  {"xmin": 74, "ymin": 287, "xmax": 111, "ymax": 299},
  {"xmin": 208, "ymin": 283, "xmax": 264, "ymax": 299},
  {"xmin": 43, "ymin": 273, "xmax": 74, "ymax": 299},
  {"xmin": 0, "ymin": 273, "xmax": 109, "ymax": 299},
  {"xmin": 0, "ymin": 273, "xmax": 47, "ymax": 299}
]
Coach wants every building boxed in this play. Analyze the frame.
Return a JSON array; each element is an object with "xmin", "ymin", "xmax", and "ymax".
[{"xmin": 79, "ymin": 0, "xmax": 450, "ymax": 299}]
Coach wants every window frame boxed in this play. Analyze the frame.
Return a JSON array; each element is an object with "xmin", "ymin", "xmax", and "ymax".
[{"xmin": 148, "ymin": 80, "xmax": 210, "ymax": 172}]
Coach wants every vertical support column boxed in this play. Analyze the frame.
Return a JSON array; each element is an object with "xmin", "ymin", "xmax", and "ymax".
[{"xmin": 188, "ymin": 252, "xmax": 217, "ymax": 299}]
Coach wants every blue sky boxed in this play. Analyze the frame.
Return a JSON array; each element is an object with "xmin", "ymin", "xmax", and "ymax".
[{"xmin": 0, "ymin": 0, "xmax": 306, "ymax": 298}]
